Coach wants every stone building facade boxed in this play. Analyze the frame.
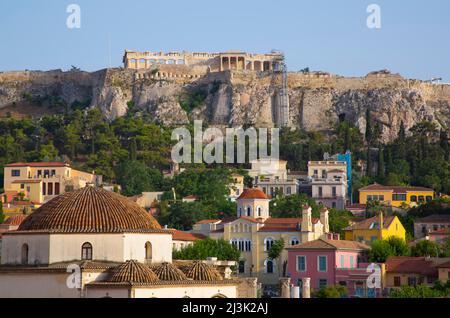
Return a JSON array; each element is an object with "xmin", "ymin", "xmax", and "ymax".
[{"xmin": 123, "ymin": 50, "xmax": 284, "ymax": 72}]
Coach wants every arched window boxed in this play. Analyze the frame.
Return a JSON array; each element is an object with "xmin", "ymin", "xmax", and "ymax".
[
  {"xmin": 257, "ymin": 206, "xmax": 262, "ymax": 217},
  {"xmin": 264, "ymin": 237, "xmax": 274, "ymax": 251},
  {"xmin": 145, "ymin": 242, "xmax": 152, "ymax": 262},
  {"xmin": 265, "ymin": 259, "xmax": 274, "ymax": 274},
  {"xmin": 21, "ymin": 244, "xmax": 29, "ymax": 265},
  {"xmin": 238, "ymin": 207, "xmax": 242, "ymax": 217},
  {"xmin": 246, "ymin": 206, "xmax": 252, "ymax": 217},
  {"xmin": 291, "ymin": 237, "xmax": 300, "ymax": 246},
  {"xmin": 81, "ymin": 242, "xmax": 93, "ymax": 260},
  {"xmin": 212, "ymin": 293, "xmax": 227, "ymax": 298}
]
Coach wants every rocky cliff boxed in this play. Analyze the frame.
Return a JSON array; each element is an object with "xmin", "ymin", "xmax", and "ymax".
[{"xmin": 0, "ymin": 67, "xmax": 449, "ymax": 143}]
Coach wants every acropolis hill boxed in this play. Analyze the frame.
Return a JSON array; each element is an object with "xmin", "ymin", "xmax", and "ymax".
[{"xmin": 0, "ymin": 49, "xmax": 449, "ymax": 143}]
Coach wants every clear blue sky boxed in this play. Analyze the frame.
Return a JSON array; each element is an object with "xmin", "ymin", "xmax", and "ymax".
[{"xmin": 1, "ymin": 0, "xmax": 449, "ymax": 81}]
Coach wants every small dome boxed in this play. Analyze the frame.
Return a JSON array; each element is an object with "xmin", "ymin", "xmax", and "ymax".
[
  {"xmin": 237, "ymin": 188, "xmax": 268, "ymax": 200},
  {"xmin": 109, "ymin": 260, "xmax": 159, "ymax": 284},
  {"xmin": 184, "ymin": 261, "xmax": 223, "ymax": 281},
  {"xmin": 151, "ymin": 262, "xmax": 187, "ymax": 281},
  {"xmin": 18, "ymin": 187, "xmax": 162, "ymax": 233}
]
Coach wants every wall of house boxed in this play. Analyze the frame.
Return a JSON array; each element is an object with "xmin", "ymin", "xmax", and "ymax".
[
  {"xmin": 131, "ymin": 285, "xmax": 236, "ymax": 298},
  {"xmin": 0, "ymin": 272, "xmax": 80, "ymax": 297},
  {"xmin": 287, "ymin": 249, "xmax": 336, "ymax": 290},
  {"xmin": 123, "ymin": 233, "xmax": 173, "ymax": 263},
  {"xmin": 438, "ymin": 268, "xmax": 450, "ymax": 283},
  {"xmin": 1, "ymin": 234, "xmax": 50, "ymax": 265}
]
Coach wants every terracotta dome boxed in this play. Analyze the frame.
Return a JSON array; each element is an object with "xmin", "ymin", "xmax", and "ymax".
[
  {"xmin": 237, "ymin": 188, "xmax": 268, "ymax": 200},
  {"xmin": 151, "ymin": 262, "xmax": 187, "ymax": 281},
  {"xmin": 109, "ymin": 260, "xmax": 159, "ymax": 284},
  {"xmin": 17, "ymin": 186, "xmax": 162, "ymax": 233},
  {"xmin": 184, "ymin": 261, "xmax": 223, "ymax": 281}
]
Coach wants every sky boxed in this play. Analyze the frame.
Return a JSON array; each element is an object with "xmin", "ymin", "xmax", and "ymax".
[{"xmin": 0, "ymin": 0, "xmax": 449, "ymax": 81}]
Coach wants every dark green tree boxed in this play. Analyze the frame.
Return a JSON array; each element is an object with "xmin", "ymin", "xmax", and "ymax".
[{"xmin": 172, "ymin": 238, "xmax": 240, "ymax": 262}]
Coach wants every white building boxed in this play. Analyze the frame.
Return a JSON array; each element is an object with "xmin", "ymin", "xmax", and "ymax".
[{"xmin": 0, "ymin": 187, "xmax": 255, "ymax": 298}]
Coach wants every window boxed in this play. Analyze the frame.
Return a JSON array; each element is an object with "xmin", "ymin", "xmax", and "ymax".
[
  {"xmin": 37, "ymin": 170, "xmax": 42, "ymax": 177},
  {"xmin": 426, "ymin": 196, "xmax": 433, "ymax": 202},
  {"xmin": 371, "ymin": 236, "xmax": 378, "ymax": 242},
  {"xmin": 318, "ymin": 279, "xmax": 328, "ymax": 289},
  {"xmin": 239, "ymin": 261, "xmax": 245, "ymax": 273},
  {"xmin": 393, "ymin": 194, "xmax": 407, "ymax": 201},
  {"xmin": 44, "ymin": 170, "xmax": 50, "ymax": 178},
  {"xmin": 51, "ymin": 170, "xmax": 56, "ymax": 177},
  {"xmin": 47, "ymin": 183, "xmax": 53, "ymax": 196},
  {"xmin": 318, "ymin": 187, "xmax": 323, "ymax": 198},
  {"xmin": 287, "ymin": 187, "xmax": 291, "ymax": 195},
  {"xmin": 393, "ymin": 276, "xmax": 401, "ymax": 287},
  {"xmin": 418, "ymin": 196, "xmax": 425, "ymax": 202},
  {"xmin": 55, "ymin": 182, "xmax": 60, "ymax": 195},
  {"xmin": 11, "ymin": 170, "xmax": 20, "ymax": 177},
  {"xmin": 291, "ymin": 237, "xmax": 300, "ymax": 246},
  {"xmin": 297, "ymin": 256, "xmax": 306, "ymax": 272},
  {"xmin": 408, "ymin": 277, "xmax": 417, "ymax": 287},
  {"xmin": 318, "ymin": 256, "xmax": 327, "ymax": 272},
  {"xmin": 43, "ymin": 183, "xmax": 46, "ymax": 195},
  {"xmin": 257, "ymin": 206, "xmax": 262, "ymax": 217},
  {"xmin": 264, "ymin": 237, "xmax": 274, "ymax": 251},
  {"xmin": 411, "ymin": 195, "xmax": 417, "ymax": 202},
  {"xmin": 332, "ymin": 187, "xmax": 337, "ymax": 197},
  {"xmin": 20, "ymin": 183, "xmax": 25, "ymax": 189},
  {"xmin": 357, "ymin": 236, "xmax": 364, "ymax": 242},
  {"xmin": 246, "ymin": 206, "xmax": 251, "ymax": 217},
  {"xmin": 340, "ymin": 255, "xmax": 345, "ymax": 268},
  {"xmin": 265, "ymin": 260, "xmax": 274, "ymax": 274},
  {"xmin": 236, "ymin": 189, "xmax": 240, "ymax": 195},
  {"xmin": 349, "ymin": 256, "xmax": 355, "ymax": 269},
  {"xmin": 313, "ymin": 170, "xmax": 318, "ymax": 177},
  {"xmin": 332, "ymin": 202, "xmax": 336, "ymax": 208},
  {"xmin": 21, "ymin": 244, "xmax": 29, "ymax": 265},
  {"xmin": 145, "ymin": 242, "xmax": 152, "ymax": 261},
  {"xmin": 321, "ymin": 170, "xmax": 327, "ymax": 179},
  {"xmin": 81, "ymin": 242, "xmax": 93, "ymax": 260}
]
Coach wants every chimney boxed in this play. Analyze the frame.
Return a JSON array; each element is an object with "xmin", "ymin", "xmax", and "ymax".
[
  {"xmin": 379, "ymin": 211, "xmax": 384, "ymax": 239},
  {"xmin": 301, "ymin": 204, "xmax": 312, "ymax": 232},
  {"xmin": 320, "ymin": 208, "xmax": 330, "ymax": 234}
]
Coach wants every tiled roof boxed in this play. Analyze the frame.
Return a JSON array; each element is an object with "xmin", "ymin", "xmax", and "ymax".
[
  {"xmin": 237, "ymin": 188, "xmax": 268, "ymax": 200},
  {"xmin": 343, "ymin": 215, "xmax": 395, "ymax": 231},
  {"xmin": 183, "ymin": 261, "xmax": 223, "ymax": 281},
  {"xmin": 171, "ymin": 229, "xmax": 206, "ymax": 241},
  {"xmin": 287, "ymin": 238, "xmax": 369, "ymax": 251},
  {"xmin": 150, "ymin": 262, "xmax": 187, "ymax": 281},
  {"xmin": 359, "ymin": 183, "xmax": 433, "ymax": 193},
  {"xmin": 5, "ymin": 162, "xmax": 68, "ymax": 168},
  {"xmin": 415, "ymin": 215, "xmax": 450, "ymax": 224},
  {"xmin": 16, "ymin": 186, "xmax": 163, "ymax": 233},
  {"xmin": 108, "ymin": 260, "xmax": 159, "ymax": 284},
  {"xmin": 257, "ymin": 217, "xmax": 320, "ymax": 232},
  {"xmin": 3, "ymin": 215, "xmax": 27, "ymax": 226},
  {"xmin": 437, "ymin": 261, "xmax": 450, "ymax": 268},
  {"xmin": 195, "ymin": 219, "xmax": 222, "ymax": 224},
  {"xmin": 385, "ymin": 257, "xmax": 437, "ymax": 275}
]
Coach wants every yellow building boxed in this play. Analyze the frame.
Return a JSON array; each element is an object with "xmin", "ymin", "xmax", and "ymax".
[
  {"xmin": 2, "ymin": 162, "xmax": 101, "ymax": 204},
  {"xmin": 193, "ymin": 188, "xmax": 331, "ymax": 285},
  {"xmin": 359, "ymin": 183, "xmax": 434, "ymax": 208},
  {"xmin": 343, "ymin": 214, "xmax": 406, "ymax": 243}
]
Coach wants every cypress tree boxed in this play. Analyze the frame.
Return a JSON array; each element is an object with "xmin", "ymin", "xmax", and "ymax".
[{"xmin": 377, "ymin": 148, "xmax": 385, "ymax": 181}]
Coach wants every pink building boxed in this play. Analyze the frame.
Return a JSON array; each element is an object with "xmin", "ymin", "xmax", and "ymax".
[{"xmin": 287, "ymin": 238, "xmax": 382, "ymax": 298}]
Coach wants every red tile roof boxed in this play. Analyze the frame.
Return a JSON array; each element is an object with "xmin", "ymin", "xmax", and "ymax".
[
  {"xmin": 195, "ymin": 219, "xmax": 222, "ymax": 225},
  {"xmin": 170, "ymin": 229, "xmax": 206, "ymax": 241},
  {"xmin": 3, "ymin": 215, "xmax": 27, "ymax": 226},
  {"xmin": 237, "ymin": 188, "xmax": 268, "ymax": 200},
  {"xmin": 415, "ymin": 215, "xmax": 450, "ymax": 224},
  {"xmin": 344, "ymin": 215, "xmax": 395, "ymax": 231},
  {"xmin": 287, "ymin": 238, "xmax": 370, "ymax": 250},
  {"xmin": 385, "ymin": 257, "xmax": 438, "ymax": 275},
  {"xmin": 429, "ymin": 229, "xmax": 450, "ymax": 235},
  {"xmin": 5, "ymin": 162, "xmax": 68, "ymax": 168},
  {"xmin": 437, "ymin": 261, "xmax": 450, "ymax": 269},
  {"xmin": 257, "ymin": 217, "xmax": 320, "ymax": 232},
  {"xmin": 359, "ymin": 183, "xmax": 434, "ymax": 193}
]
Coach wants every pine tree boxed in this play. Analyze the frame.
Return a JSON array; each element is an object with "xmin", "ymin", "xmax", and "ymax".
[
  {"xmin": 130, "ymin": 138, "xmax": 138, "ymax": 161},
  {"xmin": 0, "ymin": 200, "xmax": 5, "ymax": 223},
  {"xmin": 440, "ymin": 129, "xmax": 449, "ymax": 160}
]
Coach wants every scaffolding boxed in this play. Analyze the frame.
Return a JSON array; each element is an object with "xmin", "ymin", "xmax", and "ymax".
[{"xmin": 271, "ymin": 50, "xmax": 290, "ymax": 127}]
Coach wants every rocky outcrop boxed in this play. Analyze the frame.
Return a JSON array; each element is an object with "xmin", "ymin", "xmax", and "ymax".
[{"xmin": 0, "ymin": 68, "xmax": 448, "ymax": 143}]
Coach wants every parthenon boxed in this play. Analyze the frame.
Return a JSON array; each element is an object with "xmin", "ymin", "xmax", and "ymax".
[{"xmin": 123, "ymin": 50, "xmax": 284, "ymax": 72}]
